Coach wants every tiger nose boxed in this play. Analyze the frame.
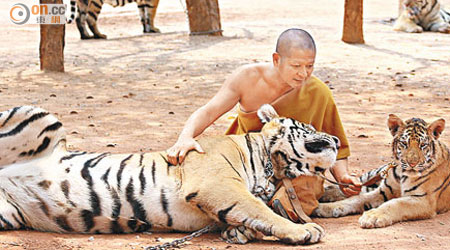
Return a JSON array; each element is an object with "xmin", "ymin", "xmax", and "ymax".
[
  {"xmin": 406, "ymin": 149, "xmax": 420, "ymax": 167},
  {"xmin": 407, "ymin": 156, "xmax": 419, "ymax": 167}
]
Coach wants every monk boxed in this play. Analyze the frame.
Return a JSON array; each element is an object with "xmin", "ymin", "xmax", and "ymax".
[{"xmin": 167, "ymin": 28, "xmax": 361, "ymax": 198}]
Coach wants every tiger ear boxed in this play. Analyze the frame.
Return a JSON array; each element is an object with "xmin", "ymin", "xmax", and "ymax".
[
  {"xmin": 387, "ymin": 114, "xmax": 405, "ymax": 136},
  {"xmin": 257, "ymin": 104, "xmax": 279, "ymax": 124},
  {"xmin": 428, "ymin": 118, "xmax": 445, "ymax": 140}
]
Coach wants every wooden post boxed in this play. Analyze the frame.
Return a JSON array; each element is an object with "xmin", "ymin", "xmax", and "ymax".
[
  {"xmin": 185, "ymin": 0, "xmax": 222, "ymax": 36},
  {"xmin": 342, "ymin": 0, "xmax": 364, "ymax": 44},
  {"xmin": 40, "ymin": 0, "xmax": 65, "ymax": 72}
]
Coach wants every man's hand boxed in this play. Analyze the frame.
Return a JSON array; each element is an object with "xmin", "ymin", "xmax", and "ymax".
[
  {"xmin": 167, "ymin": 137, "xmax": 205, "ymax": 165},
  {"xmin": 337, "ymin": 174, "xmax": 361, "ymax": 197},
  {"xmin": 330, "ymin": 158, "xmax": 361, "ymax": 197}
]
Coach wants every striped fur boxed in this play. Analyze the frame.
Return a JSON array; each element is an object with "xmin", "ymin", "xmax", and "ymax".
[
  {"xmin": 68, "ymin": 0, "xmax": 160, "ymax": 39},
  {"xmin": 394, "ymin": 0, "xmax": 450, "ymax": 33},
  {"xmin": 314, "ymin": 114, "xmax": 450, "ymax": 228},
  {"xmin": 0, "ymin": 105, "xmax": 339, "ymax": 245}
]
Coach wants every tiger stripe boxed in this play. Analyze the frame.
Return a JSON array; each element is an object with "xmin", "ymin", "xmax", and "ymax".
[
  {"xmin": 0, "ymin": 112, "xmax": 49, "ymax": 138},
  {"xmin": 117, "ymin": 154, "xmax": 133, "ymax": 190},
  {"xmin": 160, "ymin": 188, "xmax": 173, "ymax": 227},
  {"xmin": 126, "ymin": 178, "xmax": 151, "ymax": 231}
]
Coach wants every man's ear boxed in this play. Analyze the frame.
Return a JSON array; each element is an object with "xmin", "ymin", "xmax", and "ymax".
[
  {"xmin": 387, "ymin": 114, "xmax": 405, "ymax": 136},
  {"xmin": 258, "ymin": 104, "xmax": 279, "ymax": 124},
  {"xmin": 272, "ymin": 52, "xmax": 280, "ymax": 67},
  {"xmin": 428, "ymin": 118, "xmax": 445, "ymax": 140}
]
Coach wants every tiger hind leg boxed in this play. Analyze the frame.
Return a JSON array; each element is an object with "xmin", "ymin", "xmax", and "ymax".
[
  {"xmin": 428, "ymin": 22, "xmax": 450, "ymax": 33},
  {"xmin": 0, "ymin": 192, "xmax": 28, "ymax": 230},
  {"xmin": 139, "ymin": 0, "xmax": 160, "ymax": 33},
  {"xmin": 75, "ymin": 1, "xmax": 94, "ymax": 40},
  {"xmin": 76, "ymin": 12, "xmax": 93, "ymax": 39},
  {"xmin": 0, "ymin": 106, "xmax": 65, "ymax": 169},
  {"xmin": 86, "ymin": 0, "xmax": 107, "ymax": 39}
]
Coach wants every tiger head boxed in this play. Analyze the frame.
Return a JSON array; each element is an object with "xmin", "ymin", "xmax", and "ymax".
[
  {"xmin": 257, "ymin": 104, "xmax": 339, "ymax": 179},
  {"xmin": 388, "ymin": 114, "xmax": 446, "ymax": 172}
]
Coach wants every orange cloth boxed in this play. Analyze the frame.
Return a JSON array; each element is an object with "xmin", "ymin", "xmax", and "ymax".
[{"xmin": 225, "ymin": 75, "xmax": 350, "ymax": 159}]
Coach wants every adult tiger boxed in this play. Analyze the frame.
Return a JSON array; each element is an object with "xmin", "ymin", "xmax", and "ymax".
[
  {"xmin": 0, "ymin": 105, "xmax": 339, "ymax": 245},
  {"xmin": 313, "ymin": 114, "xmax": 450, "ymax": 228},
  {"xmin": 67, "ymin": 0, "xmax": 160, "ymax": 39},
  {"xmin": 394, "ymin": 0, "xmax": 450, "ymax": 33}
]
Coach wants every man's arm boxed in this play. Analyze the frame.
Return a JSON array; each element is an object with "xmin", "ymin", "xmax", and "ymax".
[
  {"xmin": 167, "ymin": 66, "xmax": 254, "ymax": 165},
  {"xmin": 330, "ymin": 158, "xmax": 361, "ymax": 197}
]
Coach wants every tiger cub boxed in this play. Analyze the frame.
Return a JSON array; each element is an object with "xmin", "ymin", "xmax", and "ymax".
[
  {"xmin": 394, "ymin": 0, "xmax": 450, "ymax": 33},
  {"xmin": 68, "ymin": 0, "xmax": 160, "ymax": 39},
  {"xmin": 0, "ymin": 105, "xmax": 339, "ymax": 245},
  {"xmin": 313, "ymin": 114, "xmax": 450, "ymax": 228}
]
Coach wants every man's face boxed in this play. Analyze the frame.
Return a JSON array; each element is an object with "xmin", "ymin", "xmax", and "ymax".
[{"xmin": 273, "ymin": 48, "xmax": 315, "ymax": 88}]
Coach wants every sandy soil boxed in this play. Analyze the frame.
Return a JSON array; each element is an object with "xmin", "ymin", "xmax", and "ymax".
[{"xmin": 1, "ymin": 0, "xmax": 450, "ymax": 249}]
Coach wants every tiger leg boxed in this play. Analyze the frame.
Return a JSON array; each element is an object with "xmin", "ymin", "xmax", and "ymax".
[
  {"xmin": 428, "ymin": 21, "xmax": 450, "ymax": 33},
  {"xmin": 149, "ymin": 0, "xmax": 160, "ymax": 32},
  {"xmin": 189, "ymin": 186, "xmax": 324, "ymax": 245},
  {"xmin": 75, "ymin": 1, "xmax": 93, "ymax": 39},
  {"xmin": 313, "ymin": 166, "xmax": 402, "ymax": 218},
  {"xmin": 359, "ymin": 196, "xmax": 437, "ymax": 228},
  {"xmin": 393, "ymin": 14, "xmax": 423, "ymax": 33},
  {"xmin": 0, "ymin": 106, "xmax": 65, "ymax": 168},
  {"xmin": 318, "ymin": 184, "xmax": 346, "ymax": 203},
  {"xmin": 86, "ymin": 0, "xmax": 107, "ymax": 39},
  {"xmin": 0, "ymin": 191, "xmax": 28, "ymax": 230},
  {"xmin": 139, "ymin": 0, "xmax": 160, "ymax": 33}
]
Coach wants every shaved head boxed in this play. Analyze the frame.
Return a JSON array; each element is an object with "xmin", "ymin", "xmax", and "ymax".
[{"xmin": 275, "ymin": 28, "xmax": 316, "ymax": 56}]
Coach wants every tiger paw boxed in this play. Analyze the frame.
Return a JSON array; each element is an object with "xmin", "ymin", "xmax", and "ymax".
[
  {"xmin": 93, "ymin": 33, "xmax": 107, "ymax": 39},
  {"xmin": 280, "ymin": 223, "xmax": 324, "ymax": 245},
  {"xmin": 221, "ymin": 225, "xmax": 256, "ymax": 244},
  {"xmin": 359, "ymin": 209, "xmax": 393, "ymax": 228},
  {"xmin": 149, "ymin": 27, "xmax": 161, "ymax": 33},
  {"xmin": 406, "ymin": 26, "xmax": 423, "ymax": 33},
  {"xmin": 144, "ymin": 26, "xmax": 161, "ymax": 33},
  {"xmin": 437, "ymin": 24, "xmax": 450, "ymax": 33},
  {"xmin": 312, "ymin": 204, "xmax": 349, "ymax": 218}
]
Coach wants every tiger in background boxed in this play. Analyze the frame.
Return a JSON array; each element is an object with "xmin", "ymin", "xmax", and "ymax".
[
  {"xmin": 67, "ymin": 0, "xmax": 160, "ymax": 39},
  {"xmin": 0, "ymin": 104, "xmax": 340, "ymax": 245},
  {"xmin": 314, "ymin": 114, "xmax": 450, "ymax": 228},
  {"xmin": 394, "ymin": 0, "xmax": 450, "ymax": 33}
]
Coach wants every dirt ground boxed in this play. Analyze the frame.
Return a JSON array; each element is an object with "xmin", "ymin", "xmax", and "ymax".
[{"xmin": 1, "ymin": 0, "xmax": 450, "ymax": 249}]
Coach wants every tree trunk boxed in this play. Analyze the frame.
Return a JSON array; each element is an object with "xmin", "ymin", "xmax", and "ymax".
[
  {"xmin": 185, "ymin": 0, "xmax": 222, "ymax": 36},
  {"xmin": 342, "ymin": 0, "xmax": 364, "ymax": 44},
  {"xmin": 40, "ymin": 0, "xmax": 65, "ymax": 72}
]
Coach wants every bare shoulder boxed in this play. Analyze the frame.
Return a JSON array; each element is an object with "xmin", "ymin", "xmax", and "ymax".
[
  {"xmin": 236, "ymin": 63, "xmax": 266, "ymax": 77},
  {"xmin": 228, "ymin": 63, "xmax": 270, "ymax": 87}
]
